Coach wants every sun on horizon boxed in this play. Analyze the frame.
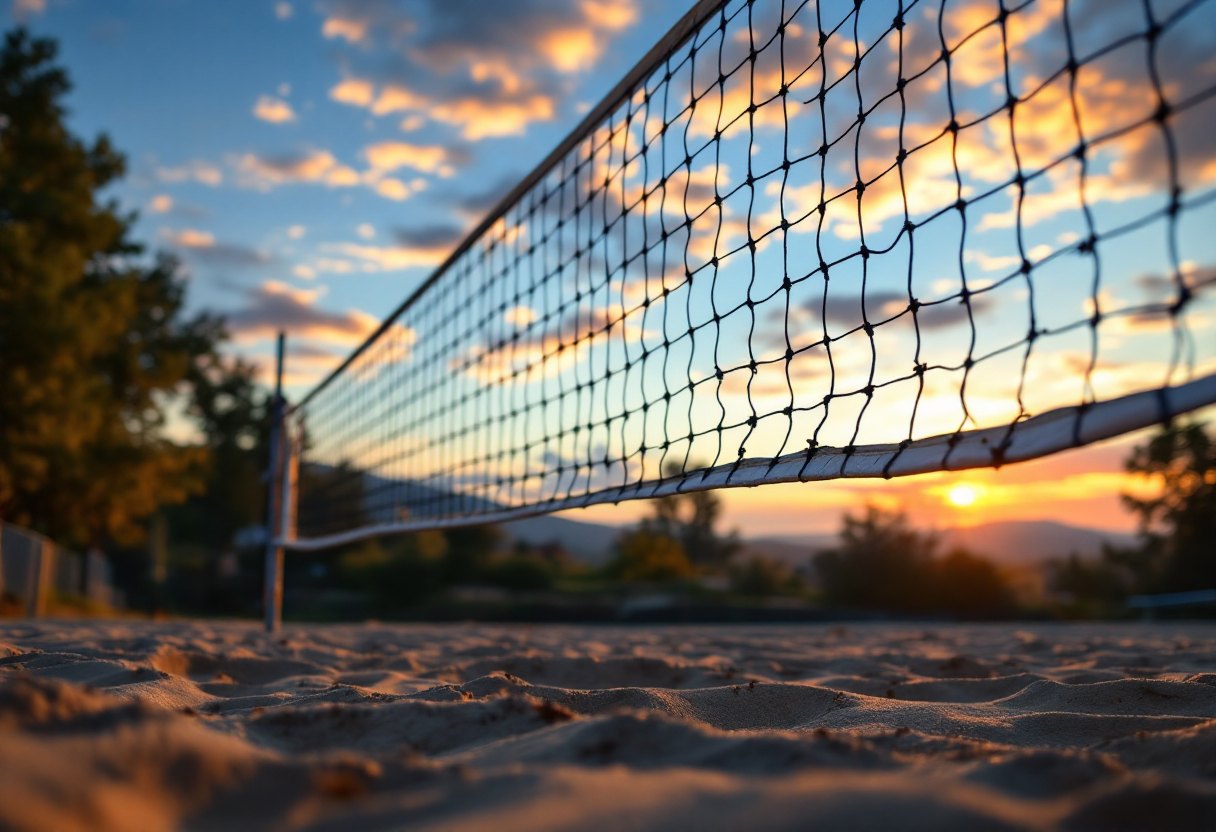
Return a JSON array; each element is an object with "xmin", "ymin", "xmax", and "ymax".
[{"xmin": 946, "ymin": 484, "xmax": 980, "ymax": 508}]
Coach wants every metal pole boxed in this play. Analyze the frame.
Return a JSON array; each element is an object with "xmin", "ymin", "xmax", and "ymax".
[{"xmin": 263, "ymin": 332, "xmax": 286, "ymax": 633}]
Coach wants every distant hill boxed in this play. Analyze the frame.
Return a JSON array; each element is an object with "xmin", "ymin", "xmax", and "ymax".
[
  {"xmin": 936, "ymin": 521, "xmax": 1136, "ymax": 566},
  {"xmin": 499, "ymin": 515, "xmax": 623, "ymax": 566},
  {"xmin": 744, "ymin": 520, "xmax": 1137, "ymax": 569},
  {"xmin": 328, "ymin": 466, "xmax": 1136, "ymax": 570}
]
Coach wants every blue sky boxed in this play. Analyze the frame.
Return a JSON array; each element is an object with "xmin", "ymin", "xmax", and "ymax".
[
  {"xmin": 9, "ymin": 0, "xmax": 1216, "ymax": 536},
  {"xmin": 10, "ymin": 0, "xmax": 692, "ymax": 387}
]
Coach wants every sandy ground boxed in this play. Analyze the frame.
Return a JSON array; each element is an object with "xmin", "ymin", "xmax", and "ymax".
[{"xmin": 1, "ymin": 620, "xmax": 1214, "ymax": 831}]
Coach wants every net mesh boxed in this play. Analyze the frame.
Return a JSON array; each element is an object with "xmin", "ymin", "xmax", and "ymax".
[{"xmin": 290, "ymin": 0, "xmax": 1216, "ymax": 546}]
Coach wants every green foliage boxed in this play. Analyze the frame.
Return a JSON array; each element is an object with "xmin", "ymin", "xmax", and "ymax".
[
  {"xmin": 729, "ymin": 555, "xmax": 803, "ymax": 597},
  {"xmin": 1051, "ymin": 553, "xmax": 1131, "ymax": 606},
  {"xmin": 337, "ymin": 530, "xmax": 448, "ymax": 607},
  {"xmin": 165, "ymin": 356, "xmax": 271, "ymax": 551},
  {"xmin": 443, "ymin": 524, "xmax": 502, "ymax": 583},
  {"xmin": 814, "ymin": 505, "xmax": 1015, "ymax": 616},
  {"xmin": 932, "ymin": 549, "xmax": 1016, "ymax": 616},
  {"xmin": 604, "ymin": 459, "xmax": 738, "ymax": 584},
  {"xmin": 814, "ymin": 506, "xmax": 937, "ymax": 611},
  {"xmin": 1048, "ymin": 421, "xmax": 1216, "ymax": 609},
  {"xmin": 1118, "ymin": 421, "xmax": 1215, "ymax": 593},
  {"xmin": 0, "ymin": 29, "xmax": 223, "ymax": 546},
  {"xmin": 329, "ymin": 525, "xmax": 563, "ymax": 611},
  {"xmin": 609, "ymin": 529, "xmax": 694, "ymax": 582},
  {"xmin": 482, "ymin": 555, "xmax": 555, "ymax": 592}
]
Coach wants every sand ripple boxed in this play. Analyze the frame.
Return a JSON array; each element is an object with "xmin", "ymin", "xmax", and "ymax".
[{"xmin": 1, "ymin": 621, "xmax": 1213, "ymax": 831}]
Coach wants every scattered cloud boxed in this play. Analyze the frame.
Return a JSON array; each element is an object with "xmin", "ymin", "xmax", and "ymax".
[
  {"xmin": 159, "ymin": 228, "xmax": 272, "ymax": 267},
  {"xmin": 161, "ymin": 228, "xmax": 214, "ymax": 248},
  {"xmin": 317, "ymin": 0, "xmax": 640, "ymax": 140},
  {"xmin": 356, "ymin": 223, "xmax": 375, "ymax": 240},
  {"xmin": 236, "ymin": 149, "xmax": 360, "ymax": 189},
  {"xmin": 10, "ymin": 0, "xmax": 45, "ymax": 21},
  {"xmin": 394, "ymin": 223, "xmax": 467, "ymax": 249},
  {"xmin": 321, "ymin": 16, "xmax": 370, "ymax": 43},
  {"xmin": 225, "ymin": 280, "xmax": 379, "ymax": 345},
  {"xmin": 374, "ymin": 178, "xmax": 411, "ymax": 201},
  {"xmin": 329, "ymin": 77, "xmax": 374, "ymax": 107},
  {"xmin": 286, "ymin": 225, "xmax": 306, "ymax": 239},
  {"xmin": 503, "ymin": 306, "xmax": 535, "ymax": 327},
  {"xmin": 363, "ymin": 141, "xmax": 456, "ymax": 176},
  {"xmin": 274, "ymin": 2, "xmax": 292, "ymax": 20},
  {"xmin": 447, "ymin": 176, "xmax": 518, "ymax": 220},
  {"xmin": 321, "ymin": 241, "xmax": 452, "ymax": 271},
  {"xmin": 155, "ymin": 161, "xmax": 223, "ymax": 186},
  {"xmin": 253, "ymin": 95, "xmax": 297, "ymax": 124},
  {"xmin": 147, "ymin": 194, "xmax": 174, "ymax": 214},
  {"xmin": 144, "ymin": 194, "xmax": 207, "ymax": 220},
  {"xmin": 234, "ymin": 145, "xmax": 443, "ymax": 201}
]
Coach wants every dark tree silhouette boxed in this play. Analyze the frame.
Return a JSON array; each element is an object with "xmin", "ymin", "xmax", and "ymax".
[
  {"xmin": 638, "ymin": 460, "xmax": 739, "ymax": 570},
  {"xmin": 815, "ymin": 506, "xmax": 1015, "ymax": 616},
  {"xmin": 1116, "ymin": 421, "xmax": 1215, "ymax": 593},
  {"xmin": 0, "ymin": 29, "xmax": 231, "ymax": 546}
]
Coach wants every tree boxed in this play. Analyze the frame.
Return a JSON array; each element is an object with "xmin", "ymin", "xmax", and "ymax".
[
  {"xmin": 814, "ymin": 505, "xmax": 939, "ymax": 611},
  {"xmin": 814, "ymin": 505, "xmax": 1015, "ymax": 616},
  {"xmin": 610, "ymin": 529, "xmax": 694, "ymax": 582},
  {"xmin": 932, "ymin": 549, "xmax": 1015, "ymax": 616},
  {"xmin": 0, "ymin": 29, "xmax": 221, "ymax": 546},
  {"xmin": 730, "ymin": 554, "xmax": 803, "ymax": 597},
  {"xmin": 1115, "ymin": 421, "xmax": 1215, "ymax": 593},
  {"xmin": 641, "ymin": 460, "xmax": 739, "ymax": 569},
  {"xmin": 172, "ymin": 353, "xmax": 271, "ymax": 548}
]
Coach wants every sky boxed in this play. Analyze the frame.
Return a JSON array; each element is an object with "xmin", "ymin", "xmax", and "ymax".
[{"xmin": 9, "ymin": 0, "xmax": 1215, "ymax": 539}]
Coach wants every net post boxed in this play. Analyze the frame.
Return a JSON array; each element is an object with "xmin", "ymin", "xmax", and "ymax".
[{"xmin": 263, "ymin": 332, "xmax": 287, "ymax": 634}]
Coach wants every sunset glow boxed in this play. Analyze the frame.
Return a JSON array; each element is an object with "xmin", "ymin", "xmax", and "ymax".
[{"xmin": 947, "ymin": 484, "xmax": 979, "ymax": 508}]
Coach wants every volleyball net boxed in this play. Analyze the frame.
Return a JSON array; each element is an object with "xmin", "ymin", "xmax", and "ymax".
[{"xmin": 280, "ymin": 0, "xmax": 1216, "ymax": 551}]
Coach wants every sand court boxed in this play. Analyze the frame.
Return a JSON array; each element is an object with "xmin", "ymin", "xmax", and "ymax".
[{"xmin": 1, "ymin": 621, "xmax": 1214, "ymax": 831}]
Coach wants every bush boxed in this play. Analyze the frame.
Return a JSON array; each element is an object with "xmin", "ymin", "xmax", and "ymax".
[
  {"xmin": 337, "ymin": 531, "xmax": 448, "ymax": 607},
  {"xmin": 609, "ymin": 530, "xmax": 694, "ymax": 581},
  {"xmin": 814, "ymin": 506, "xmax": 1016, "ymax": 616},
  {"xmin": 729, "ymin": 555, "xmax": 803, "ymax": 597},
  {"xmin": 933, "ymin": 549, "xmax": 1016, "ymax": 616},
  {"xmin": 814, "ymin": 506, "xmax": 938, "ymax": 612},
  {"xmin": 483, "ymin": 556, "xmax": 555, "ymax": 592}
]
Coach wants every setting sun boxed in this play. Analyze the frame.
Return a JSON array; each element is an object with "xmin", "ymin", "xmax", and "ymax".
[{"xmin": 947, "ymin": 484, "xmax": 979, "ymax": 507}]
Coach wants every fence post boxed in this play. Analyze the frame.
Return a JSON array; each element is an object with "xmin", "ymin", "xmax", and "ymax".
[
  {"xmin": 264, "ymin": 332, "xmax": 286, "ymax": 633},
  {"xmin": 27, "ymin": 536, "xmax": 54, "ymax": 618}
]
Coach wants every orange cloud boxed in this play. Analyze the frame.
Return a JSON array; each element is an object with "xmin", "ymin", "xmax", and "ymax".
[
  {"xmin": 321, "ymin": 17, "xmax": 368, "ymax": 44},
  {"xmin": 236, "ymin": 150, "xmax": 360, "ymax": 189},
  {"xmin": 363, "ymin": 141, "xmax": 452, "ymax": 175},
  {"xmin": 253, "ymin": 95, "xmax": 297, "ymax": 124},
  {"xmin": 330, "ymin": 78, "xmax": 375, "ymax": 107},
  {"xmin": 430, "ymin": 95, "xmax": 556, "ymax": 141},
  {"xmin": 161, "ymin": 228, "xmax": 214, "ymax": 248},
  {"xmin": 147, "ymin": 194, "xmax": 173, "ymax": 214},
  {"xmin": 318, "ymin": 0, "xmax": 640, "ymax": 140},
  {"xmin": 321, "ymin": 241, "xmax": 452, "ymax": 271},
  {"xmin": 227, "ymin": 281, "xmax": 380, "ymax": 346}
]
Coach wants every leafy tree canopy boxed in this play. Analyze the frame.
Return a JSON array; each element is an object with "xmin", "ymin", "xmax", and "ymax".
[
  {"xmin": 814, "ymin": 505, "xmax": 1015, "ymax": 616},
  {"xmin": 1113, "ymin": 421, "xmax": 1215, "ymax": 594},
  {"xmin": 0, "ymin": 29, "xmax": 239, "ymax": 546},
  {"xmin": 640, "ymin": 460, "xmax": 739, "ymax": 570}
]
